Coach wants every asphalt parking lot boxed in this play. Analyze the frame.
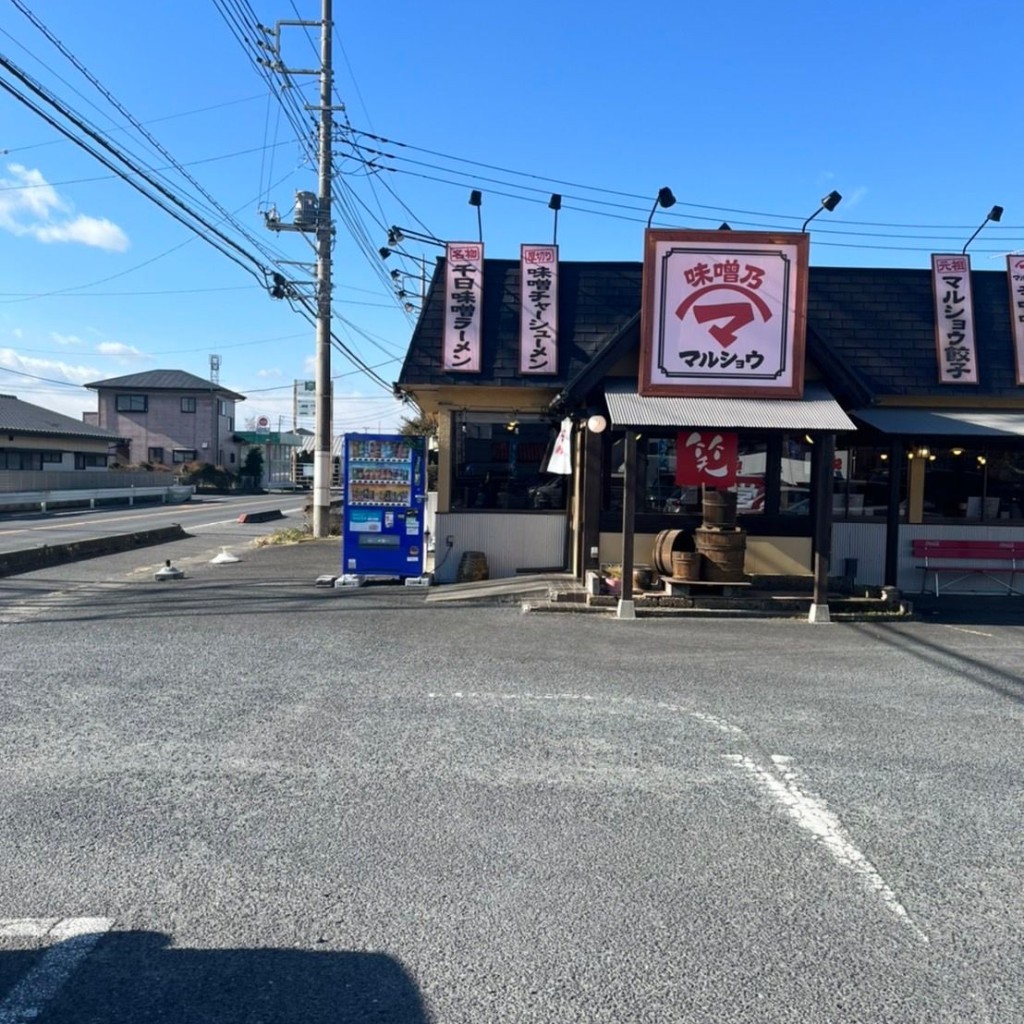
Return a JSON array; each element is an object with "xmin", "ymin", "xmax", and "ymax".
[{"xmin": 2, "ymin": 536, "xmax": 1024, "ymax": 1022}]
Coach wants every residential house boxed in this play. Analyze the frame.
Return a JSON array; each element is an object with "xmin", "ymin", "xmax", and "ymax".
[
  {"xmin": 84, "ymin": 370, "xmax": 245, "ymax": 470},
  {"xmin": 0, "ymin": 392, "xmax": 122, "ymax": 471}
]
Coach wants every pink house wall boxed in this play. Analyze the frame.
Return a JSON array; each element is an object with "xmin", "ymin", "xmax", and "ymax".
[{"xmin": 96, "ymin": 390, "xmax": 242, "ymax": 467}]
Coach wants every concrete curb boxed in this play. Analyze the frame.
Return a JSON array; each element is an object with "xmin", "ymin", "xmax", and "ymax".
[
  {"xmin": 237, "ymin": 509, "xmax": 285, "ymax": 524},
  {"xmin": 0, "ymin": 524, "xmax": 189, "ymax": 578}
]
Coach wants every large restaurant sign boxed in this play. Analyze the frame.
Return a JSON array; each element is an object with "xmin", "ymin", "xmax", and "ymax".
[
  {"xmin": 519, "ymin": 244, "xmax": 558, "ymax": 374},
  {"xmin": 443, "ymin": 242, "xmax": 484, "ymax": 373},
  {"xmin": 1008, "ymin": 255, "xmax": 1024, "ymax": 386},
  {"xmin": 930, "ymin": 254, "xmax": 978, "ymax": 384},
  {"xmin": 640, "ymin": 230, "xmax": 809, "ymax": 399}
]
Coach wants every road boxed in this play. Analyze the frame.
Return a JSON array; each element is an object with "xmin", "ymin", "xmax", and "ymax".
[
  {"xmin": 1, "ymin": 539, "xmax": 1023, "ymax": 1022},
  {"xmin": 0, "ymin": 493, "xmax": 308, "ymax": 556}
]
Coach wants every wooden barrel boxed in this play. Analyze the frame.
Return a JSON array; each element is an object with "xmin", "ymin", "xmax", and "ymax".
[
  {"xmin": 702, "ymin": 489, "xmax": 738, "ymax": 530},
  {"xmin": 652, "ymin": 529, "xmax": 694, "ymax": 576},
  {"xmin": 694, "ymin": 527, "xmax": 747, "ymax": 582},
  {"xmin": 456, "ymin": 550, "xmax": 489, "ymax": 582},
  {"xmin": 671, "ymin": 551, "xmax": 702, "ymax": 581}
]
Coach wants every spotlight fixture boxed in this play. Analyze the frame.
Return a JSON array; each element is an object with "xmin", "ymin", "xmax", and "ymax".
[
  {"xmin": 469, "ymin": 190, "xmax": 483, "ymax": 242},
  {"xmin": 801, "ymin": 190, "xmax": 842, "ymax": 233},
  {"xmin": 962, "ymin": 205, "xmax": 1004, "ymax": 254},
  {"xmin": 646, "ymin": 186, "xmax": 677, "ymax": 228},
  {"xmin": 549, "ymin": 193, "xmax": 562, "ymax": 244}
]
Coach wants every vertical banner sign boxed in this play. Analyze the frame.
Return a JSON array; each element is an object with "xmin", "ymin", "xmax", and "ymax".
[
  {"xmin": 520, "ymin": 244, "xmax": 559, "ymax": 374},
  {"xmin": 1008, "ymin": 255, "xmax": 1024, "ymax": 385},
  {"xmin": 443, "ymin": 242, "xmax": 484, "ymax": 372},
  {"xmin": 931, "ymin": 254, "xmax": 978, "ymax": 383},
  {"xmin": 640, "ymin": 230, "xmax": 809, "ymax": 398},
  {"xmin": 675, "ymin": 431, "xmax": 738, "ymax": 487},
  {"xmin": 544, "ymin": 417, "xmax": 573, "ymax": 474}
]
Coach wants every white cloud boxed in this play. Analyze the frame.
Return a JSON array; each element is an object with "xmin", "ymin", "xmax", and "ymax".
[
  {"xmin": 0, "ymin": 346, "xmax": 101, "ymax": 383},
  {"xmin": 0, "ymin": 163, "xmax": 130, "ymax": 252},
  {"xmin": 844, "ymin": 186, "xmax": 868, "ymax": 209},
  {"xmin": 96, "ymin": 341, "xmax": 147, "ymax": 363},
  {"xmin": 256, "ymin": 367, "xmax": 283, "ymax": 379},
  {"xmin": 35, "ymin": 215, "xmax": 129, "ymax": 252},
  {"xmin": 50, "ymin": 332, "xmax": 84, "ymax": 347}
]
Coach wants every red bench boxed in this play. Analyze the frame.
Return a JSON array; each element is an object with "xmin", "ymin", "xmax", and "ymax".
[{"xmin": 912, "ymin": 538, "xmax": 1024, "ymax": 596}]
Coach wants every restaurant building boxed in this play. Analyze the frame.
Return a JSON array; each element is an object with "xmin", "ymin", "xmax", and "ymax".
[{"xmin": 396, "ymin": 232, "xmax": 1024, "ymax": 603}]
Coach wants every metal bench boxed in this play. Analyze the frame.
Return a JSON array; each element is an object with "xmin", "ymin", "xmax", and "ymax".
[{"xmin": 912, "ymin": 538, "xmax": 1024, "ymax": 596}]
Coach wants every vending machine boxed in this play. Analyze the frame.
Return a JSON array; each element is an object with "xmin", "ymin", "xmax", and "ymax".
[{"xmin": 341, "ymin": 434, "xmax": 426, "ymax": 579}]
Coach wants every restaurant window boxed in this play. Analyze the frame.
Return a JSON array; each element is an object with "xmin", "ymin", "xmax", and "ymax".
[
  {"xmin": 920, "ymin": 447, "xmax": 1024, "ymax": 522},
  {"xmin": 451, "ymin": 411, "xmax": 565, "ymax": 511},
  {"xmin": 833, "ymin": 445, "xmax": 891, "ymax": 518},
  {"xmin": 982, "ymin": 450, "xmax": 1024, "ymax": 520},
  {"xmin": 736, "ymin": 439, "xmax": 769, "ymax": 516},
  {"xmin": 777, "ymin": 435, "xmax": 812, "ymax": 516},
  {"xmin": 116, "ymin": 394, "xmax": 147, "ymax": 413}
]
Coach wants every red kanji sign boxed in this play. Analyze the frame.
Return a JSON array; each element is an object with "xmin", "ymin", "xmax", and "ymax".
[{"xmin": 675, "ymin": 431, "xmax": 738, "ymax": 487}]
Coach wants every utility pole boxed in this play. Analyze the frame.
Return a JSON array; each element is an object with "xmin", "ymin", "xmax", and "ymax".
[
  {"xmin": 312, "ymin": 0, "xmax": 333, "ymax": 538},
  {"xmin": 260, "ymin": 0, "xmax": 335, "ymax": 537}
]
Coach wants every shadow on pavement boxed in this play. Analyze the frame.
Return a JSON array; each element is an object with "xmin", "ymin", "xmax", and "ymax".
[
  {"xmin": 0, "ymin": 930, "xmax": 429, "ymax": 1023},
  {"xmin": 911, "ymin": 593, "xmax": 1024, "ymax": 627}
]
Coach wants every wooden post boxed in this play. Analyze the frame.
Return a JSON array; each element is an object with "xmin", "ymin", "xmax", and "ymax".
[
  {"xmin": 884, "ymin": 438, "xmax": 903, "ymax": 587},
  {"xmin": 618, "ymin": 431, "xmax": 637, "ymax": 619},
  {"xmin": 809, "ymin": 433, "xmax": 835, "ymax": 623}
]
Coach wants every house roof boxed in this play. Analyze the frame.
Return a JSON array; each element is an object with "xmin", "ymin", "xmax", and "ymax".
[
  {"xmin": 850, "ymin": 407, "xmax": 1024, "ymax": 437},
  {"xmin": 0, "ymin": 394, "xmax": 123, "ymax": 441},
  {"xmin": 84, "ymin": 369, "xmax": 245, "ymax": 401},
  {"xmin": 398, "ymin": 260, "xmax": 1023, "ymax": 409},
  {"xmin": 605, "ymin": 380, "xmax": 856, "ymax": 432}
]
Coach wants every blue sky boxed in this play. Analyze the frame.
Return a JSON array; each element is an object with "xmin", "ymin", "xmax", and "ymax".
[{"xmin": 1, "ymin": 0, "xmax": 1022, "ymax": 435}]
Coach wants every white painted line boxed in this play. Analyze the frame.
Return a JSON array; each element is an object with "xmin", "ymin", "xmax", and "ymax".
[
  {"xmin": 0, "ymin": 917, "xmax": 113, "ymax": 1024},
  {"xmin": 0, "ymin": 920, "xmax": 59, "ymax": 939},
  {"xmin": 688, "ymin": 710, "xmax": 747, "ymax": 737},
  {"xmin": 941, "ymin": 625, "xmax": 996, "ymax": 638},
  {"xmin": 726, "ymin": 754, "xmax": 928, "ymax": 943}
]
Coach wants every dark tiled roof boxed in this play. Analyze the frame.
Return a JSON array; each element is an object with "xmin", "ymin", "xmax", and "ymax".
[
  {"xmin": 807, "ymin": 266, "xmax": 1018, "ymax": 401},
  {"xmin": 84, "ymin": 369, "xmax": 245, "ymax": 401},
  {"xmin": 399, "ymin": 260, "xmax": 643, "ymax": 390},
  {"xmin": 0, "ymin": 394, "xmax": 122, "ymax": 440},
  {"xmin": 399, "ymin": 260, "xmax": 1023, "ymax": 406}
]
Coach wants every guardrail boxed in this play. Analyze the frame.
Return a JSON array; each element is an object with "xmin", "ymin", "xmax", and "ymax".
[{"xmin": 0, "ymin": 484, "xmax": 194, "ymax": 513}]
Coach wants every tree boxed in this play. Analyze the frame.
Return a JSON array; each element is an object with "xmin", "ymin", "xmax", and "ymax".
[
  {"xmin": 398, "ymin": 410, "xmax": 438, "ymax": 491},
  {"xmin": 399, "ymin": 410, "xmax": 437, "ymax": 439},
  {"xmin": 243, "ymin": 446, "xmax": 265, "ymax": 483}
]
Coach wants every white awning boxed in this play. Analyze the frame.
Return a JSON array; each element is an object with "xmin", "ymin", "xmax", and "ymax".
[
  {"xmin": 851, "ymin": 407, "xmax": 1024, "ymax": 437},
  {"xmin": 604, "ymin": 381, "xmax": 855, "ymax": 431}
]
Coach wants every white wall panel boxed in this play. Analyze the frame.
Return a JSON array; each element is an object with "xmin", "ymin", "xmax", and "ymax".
[{"xmin": 434, "ymin": 512, "xmax": 567, "ymax": 583}]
